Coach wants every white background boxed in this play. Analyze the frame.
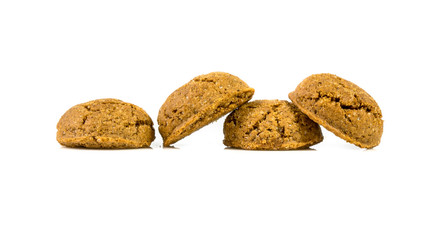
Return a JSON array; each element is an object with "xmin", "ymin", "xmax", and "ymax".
[{"xmin": 1, "ymin": 0, "xmax": 426, "ymax": 239}]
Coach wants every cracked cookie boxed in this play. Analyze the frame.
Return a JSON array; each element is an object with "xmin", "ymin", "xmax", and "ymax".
[
  {"xmin": 223, "ymin": 100, "xmax": 323, "ymax": 150},
  {"xmin": 289, "ymin": 73, "xmax": 383, "ymax": 149},
  {"xmin": 57, "ymin": 98, "xmax": 155, "ymax": 148},
  {"xmin": 158, "ymin": 72, "xmax": 255, "ymax": 146}
]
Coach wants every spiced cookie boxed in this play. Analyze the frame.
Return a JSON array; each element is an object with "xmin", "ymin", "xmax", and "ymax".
[
  {"xmin": 223, "ymin": 100, "xmax": 323, "ymax": 150},
  {"xmin": 57, "ymin": 98, "xmax": 155, "ymax": 148},
  {"xmin": 289, "ymin": 73, "xmax": 383, "ymax": 149},
  {"xmin": 158, "ymin": 72, "xmax": 255, "ymax": 146}
]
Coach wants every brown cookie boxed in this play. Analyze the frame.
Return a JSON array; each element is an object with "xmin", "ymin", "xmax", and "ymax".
[
  {"xmin": 289, "ymin": 73, "xmax": 383, "ymax": 149},
  {"xmin": 57, "ymin": 98, "xmax": 155, "ymax": 148},
  {"xmin": 223, "ymin": 100, "xmax": 323, "ymax": 150},
  {"xmin": 158, "ymin": 72, "xmax": 255, "ymax": 146}
]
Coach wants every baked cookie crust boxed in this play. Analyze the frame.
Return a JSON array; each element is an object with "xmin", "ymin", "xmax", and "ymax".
[
  {"xmin": 57, "ymin": 98, "xmax": 155, "ymax": 148},
  {"xmin": 289, "ymin": 73, "xmax": 383, "ymax": 149},
  {"xmin": 158, "ymin": 72, "xmax": 254, "ymax": 146},
  {"xmin": 223, "ymin": 100, "xmax": 323, "ymax": 150}
]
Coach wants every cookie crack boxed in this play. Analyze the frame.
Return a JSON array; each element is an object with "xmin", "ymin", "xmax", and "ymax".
[
  {"xmin": 244, "ymin": 111, "xmax": 270, "ymax": 136},
  {"xmin": 81, "ymin": 115, "xmax": 88, "ymax": 125},
  {"xmin": 306, "ymin": 94, "xmax": 380, "ymax": 118},
  {"xmin": 270, "ymin": 104, "xmax": 287, "ymax": 139},
  {"xmin": 78, "ymin": 103, "xmax": 152, "ymax": 137},
  {"xmin": 193, "ymin": 78, "xmax": 215, "ymax": 83}
]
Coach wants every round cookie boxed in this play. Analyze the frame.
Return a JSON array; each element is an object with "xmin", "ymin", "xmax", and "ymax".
[
  {"xmin": 57, "ymin": 98, "xmax": 155, "ymax": 148},
  {"xmin": 223, "ymin": 100, "xmax": 323, "ymax": 150},
  {"xmin": 158, "ymin": 72, "xmax": 255, "ymax": 146},
  {"xmin": 288, "ymin": 73, "xmax": 383, "ymax": 149}
]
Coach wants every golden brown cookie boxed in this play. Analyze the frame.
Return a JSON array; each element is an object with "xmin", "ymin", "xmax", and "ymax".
[
  {"xmin": 289, "ymin": 73, "xmax": 383, "ymax": 149},
  {"xmin": 223, "ymin": 100, "xmax": 323, "ymax": 150},
  {"xmin": 158, "ymin": 72, "xmax": 255, "ymax": 146},
  {"xmin": 57, "ymin": 98, "xmax": 155, "ymax": 148}
]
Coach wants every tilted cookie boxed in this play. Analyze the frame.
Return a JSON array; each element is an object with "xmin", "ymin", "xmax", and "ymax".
[
  {"xmin": 158, "ymin": 72, "xmax": 255, "ymax": 146},
  {"xmin": 57, "ymin": 98, "xmax": 155, "ymax": 148},
  {"xmin": 289, "ymin": 73, "xmax": 383, "ymax": 148},
  {"xmin": 223, "ymin": 100, "xmax": 323, "ymax": 150}
]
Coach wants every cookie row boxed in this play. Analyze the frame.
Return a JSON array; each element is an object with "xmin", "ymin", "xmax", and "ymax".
[{"xmin": 56, "ymin": 72, "xmax": 383, "ymax": 149}]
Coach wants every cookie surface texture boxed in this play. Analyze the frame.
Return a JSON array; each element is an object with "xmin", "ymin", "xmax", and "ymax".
[
  {"xmin": 223, "ymin": 100, "xmax": 323, "ymax": 150},
  {"xmin": 288, "ymin": 73, "xmax": 383, "ymax": 148},
  {"xmin": 158, "ymin": 72, "xmax": 255, "ymax": 146},
  {"xmin": 57, "ymin": 98, "xmax": 155, "ymax": 148}
]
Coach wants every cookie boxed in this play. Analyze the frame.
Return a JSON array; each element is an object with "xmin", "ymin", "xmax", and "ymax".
[
  {"xmin": 288, "ymin": 73, "xmax": 383, "ymax": 149},
  {"xmin": 223, "ymin": 100, "xmax": 323, "ymax": 150},
  {"xmin": 158, "ymin": 72, "xmax": 255, "ymax": 146},
  {"xmin": 57, "ymin": 98, "xmax": 155, "ymax": 148}
]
